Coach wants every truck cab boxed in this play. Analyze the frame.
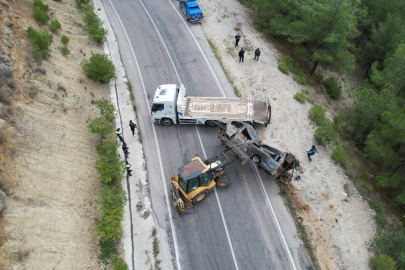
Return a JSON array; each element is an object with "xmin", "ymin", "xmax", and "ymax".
[{"xmin": 150, "ymin": 84, "xmax": 179, "ymax": 126}]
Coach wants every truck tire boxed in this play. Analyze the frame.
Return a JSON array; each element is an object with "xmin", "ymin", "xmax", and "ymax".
[
  {"xmin": 205, "ymin": 120, "xmax": 218, "ymax": 127},
  {"xmin": 216, "ymin": 176, "xmax": 230, "ymax": 188},
  {"xmin": 161, "ymin": 118, "xmax": 174, "ymax": 126},
  {"xmin": 252, "ymin": 155, "xmax": 261, "ymax": 164},
  {"xmin": 192, "ymin": 190, "xmax": 208, "ymax": 205}
]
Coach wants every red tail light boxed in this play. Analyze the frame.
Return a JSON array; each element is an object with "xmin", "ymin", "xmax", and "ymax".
[{"xmin": 150, "ymin": 111, "xmax": 153, "ymax": 116}]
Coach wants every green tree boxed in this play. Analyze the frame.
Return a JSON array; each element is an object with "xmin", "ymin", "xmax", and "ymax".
[
  {"xmin": 370, "ymin": 43, "xmax": 405, "ymax": 96},
  {"xmin": 82, "ymin": 53, "xmax": 116, "ymax": 83},
  {"xmin": 369, "ymin": 254, "xmax": 396, "ymax": 270},
  {"xmin": 95, "ymin": 139, "xmax": 125, "ymax": 185},
  {"xmin": 270, "ymin": 0, "xmax": 363, "ymax": 74},
  {"xmin": 369, "ymin": 226, "xmax": 405, "ymax": 269},
  {"xmin": 361, "ymin": 14, "xmax": 405, "ymax": 76}
]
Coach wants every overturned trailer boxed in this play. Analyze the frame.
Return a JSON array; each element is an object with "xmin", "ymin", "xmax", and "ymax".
[{"xmin": 218, "ymin": 120, "xmax": 299, "ymax": 184}]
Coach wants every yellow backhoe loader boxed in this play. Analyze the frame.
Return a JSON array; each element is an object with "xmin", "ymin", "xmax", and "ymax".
[{"xmin": 170, "ymin": 152, "xmax": 233, "ymax": 215}]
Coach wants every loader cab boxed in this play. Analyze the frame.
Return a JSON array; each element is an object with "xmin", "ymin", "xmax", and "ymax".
[{"xmin": 178, "ymin": 157, "xmax": 211, "ymax": 194}]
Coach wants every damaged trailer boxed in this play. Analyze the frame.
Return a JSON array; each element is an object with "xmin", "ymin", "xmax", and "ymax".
[{"xmin": 218, "ymin": 120, "xmax": 299, "ymax": 184}]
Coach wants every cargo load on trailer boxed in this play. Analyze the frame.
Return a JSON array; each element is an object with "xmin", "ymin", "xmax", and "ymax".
[{"xmin": 150, "ymin": 84, "xmax": 271, "ymax": 126}]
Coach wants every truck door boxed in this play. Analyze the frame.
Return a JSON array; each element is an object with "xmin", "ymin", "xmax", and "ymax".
[{"xmin": 151, "ymin": 103, "xmax": 165, "ymax": 116}]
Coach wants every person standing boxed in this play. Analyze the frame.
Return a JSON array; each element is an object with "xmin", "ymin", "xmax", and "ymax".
[
  {"xmin": 126, "ymin": 161, "xmax": 132, "ymax": 176},
  {"xmin": 116, "ymin": 128, "xmax": 124, "ymax": 143},
  {"xmin": 254, "ymin": 48, "xmax": 261, "ymax": 61},
  {"xmin": 235, "ymin": 33, "xmax": 241, "ymax": 47},
  {"xmin": 239, "ymin": 48, "xmax": 245, "ymax": 62},
  {"xmin": 307, "ymin": 145, "xmax": 318, "ymax": 161},
  {"xmin": 129, "ymin": 120, "xmax": 137, "ymax": 136},
  {"xmin": 122, "ymin": 143, "xmax": 130, "ymax": 158}
]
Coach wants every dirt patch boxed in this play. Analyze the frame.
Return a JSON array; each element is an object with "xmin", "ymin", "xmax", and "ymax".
[
  {"xmin": 198, "ymin": 0, "xmax": 376, "ymax": 269},
  {"xmin": 0, "ymin": 0, "xmax": 110, "ymax": 268}
]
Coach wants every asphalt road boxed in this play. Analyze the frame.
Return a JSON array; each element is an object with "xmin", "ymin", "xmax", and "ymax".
[{"xmin": 102, "ymin": 0, "xmax": 312, "ymax": 269}]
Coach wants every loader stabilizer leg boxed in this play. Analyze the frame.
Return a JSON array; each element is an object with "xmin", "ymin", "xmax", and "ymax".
[{"xmin": 170, "ymin": 184, "xmax": 185, "ymax": 215}]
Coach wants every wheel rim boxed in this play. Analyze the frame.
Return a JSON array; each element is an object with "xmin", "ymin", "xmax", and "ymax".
[
  {"xmin": 196, "ymin": 193, "xmax": 206, "ymax": 201},
  {"xmin": 219, "ymin": 181, "xmax": 228, "ymax": 187},
  {"xmin": 253, "ymin": 156, "xmax": 260, "ymax": 163}
]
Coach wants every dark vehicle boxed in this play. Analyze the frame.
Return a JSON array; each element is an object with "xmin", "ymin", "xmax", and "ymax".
[
  {"xmin": 218, "ymin": 120, "xmax": 299, "ymax": 184},
  {"xmin": 179, "ymin": 0, "xmax": 203, "ymax": 22}
]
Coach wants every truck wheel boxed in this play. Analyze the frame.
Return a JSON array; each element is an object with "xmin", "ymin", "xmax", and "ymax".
[
  {"xmin": 216, "ymin": 176, "xmax": 230, "ymax": 188},
  {"xmin": 205, "ymin": 120, "xmax": 218, "ymax": 127},
  {"xmin": 192, "ymin": 190, "xmax": 208, "ymax": 205},
  {"xmin": 252, "ymin": 155, "xmax": 261, "ymax": 164},
  {"xmin": 161, "ymin": 118, "xmax": 174, "ymax": 126}
]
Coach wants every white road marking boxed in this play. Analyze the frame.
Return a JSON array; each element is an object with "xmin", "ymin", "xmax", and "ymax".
[
  {"xmin": 252, "ymin": 164, "xmax": 297, "ymax": 270},
  {"xmin": 195, "ymin": 126, "xmax": 240, "ymax": 270},
  {"xmin": 106, "ymin": 1, "xmax": 182, "ymax": 270},
  {"xmin": 135, "ymin": 1, "xmax": 240, "ymax": 268},
  {"xmin": 168, "ymin": 1, "xmax": 299, "ymax": 269}
]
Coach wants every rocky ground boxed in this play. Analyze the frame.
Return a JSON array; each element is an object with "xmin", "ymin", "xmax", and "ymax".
[
  {"xmin": 0, "ymin": 0, "xmax": 111, "ymax": 268},
  {"xmin": 198, "ymin": 0, "xmax": 376, "ymax": 269}
]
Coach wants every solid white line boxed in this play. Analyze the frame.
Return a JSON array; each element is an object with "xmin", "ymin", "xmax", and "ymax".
[
  {"xmin": 252, "ymin": 164, "xmax": 297, "ymax": 270},
  {"xmin": 195, "ymin": 127, "xmax": 240, "ymax": 270},
  {"xmin": 105, "ymin": 1, "xmax": 182, "ymax": 270},
  {"xmin": 135, "ymin": 1, "xmax": 240, "ymax": 268},
  {"xmin": 169, "ymin": 1, "xmax": 298, "ymax": 269}
]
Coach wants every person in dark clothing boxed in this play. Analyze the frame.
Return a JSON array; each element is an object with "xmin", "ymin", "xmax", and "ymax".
[
  {"xmin": 307, "ymin": 145, "xmax": 318, "ymax": 161},
  {"xmin": 254, "ymin": 48, "xmax": 261, "ymax": 61},
  {"xmin": 126, "ymin": 161, "xmax": 132, "ymax": 176},
  {"xmin": 122, "ymin": 143, "xmax": 130, "ymax": 158},
  {"xmin": 116, "ymin": 128, "xmax": 124, "ymax": 143},
  {"xmin": 235, "ymin": 33, "xmax": 241, "ymax": 47},
  {"xmin": 129, "ymin": 120, "xmax": 137, "ymax": 136},
  {"xmin": 239, "ymin": 48, "xmax": 245, "ymax": 62}
]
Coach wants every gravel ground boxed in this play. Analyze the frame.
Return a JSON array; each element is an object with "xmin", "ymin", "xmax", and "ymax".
[{"xmin": 198, "ymin": 0, "xmax": 376, "ymax": 269}]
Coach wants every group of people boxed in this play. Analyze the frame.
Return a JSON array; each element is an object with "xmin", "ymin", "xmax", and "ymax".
[
  {"xmin": 116, "ymin": 120, "xmax": 138, "ymax": 177},
  {"xmin": 234, "ymin": 33, "xmax": 261, "ymax": 62},
  {"xmin": 235, "ymin": 33, "xmax": 319, "ymax": 162}
]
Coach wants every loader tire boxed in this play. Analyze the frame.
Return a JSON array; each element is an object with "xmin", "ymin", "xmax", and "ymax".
[
  {"xmin": 216, "ymin": 176, "xmax": 230, "ymax": 188},
  {"xmin": 192, "ymin": 191, "xmax": 208, "ymax": 205}
]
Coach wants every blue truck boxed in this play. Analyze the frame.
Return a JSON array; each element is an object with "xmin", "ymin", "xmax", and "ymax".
[{"xmin": 179, "ymin": 0, "xmax": 203, "ymax": 22}]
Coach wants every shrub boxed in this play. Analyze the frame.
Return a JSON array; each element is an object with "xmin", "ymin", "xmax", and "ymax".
[
  {"xmin": 33, "ymin": 0, "xmax": 50, "ymax": 25},
  {"xmin": 370, "ymin": 255, "xmax": 396, "ymax": 270},
  {"xmin": 75, "ymin": 0, "xmax": 91, "ymax": 8},
  {"xmin": 331, "ymin": 145, "xmax": 350, "ymax": 166},
  {"xmin": 98, "ymin": 239, "xmax": 118, "ymax": 266},
  {"xmin": 369, "ymin": 226, "xmax": 405, "ymax": 269},
  {"xmin": 323, "ymin": 77, "xmax": 342, "ymax": 99},
  {"xmin": 60, "ymin": 46, "xmax": 70, "ymax": 55},
  {"xmin": 27, "ymin": 27, "xmax": 53, "ymax": 59},
  {"xmin": 95, "ymin": 139, "xmax": 125, "ymax": 185},
  {"xmin": 278, "ymin": 61, "xmax": 289, "ymax": 74},
  {"xmin": 314, "ymin": 124, "xmax": 338, "ymax": 146},
  {"xmin": 49, "ymin": 19, "xmax": 61, "ymax": 32},
  {"xmin": 370, "ymin": 199, "xmax": 389, "ymax": 227},
  {"xmin": 61, "ymin": 35, "xmax": 70, "ymax": 44},
  {"xmin": 308, "ymin": 105, "xmax": 326, "ymax": 126},
  {"xmin": 29, "ymin": 87, "xmax": 39, "ymax": 98},
  {"xmin": 293, "ymin": 92, "xmax": 307, "ymax": 103},
  {"xmin": 33, "ymin": 6, "xmax": 49, "ymax": 25},
  {"xmin": 302, "ymin": 89, "xmax": 309, "ymax": 94},
  {"xmin": 81, "ymin": 4, "xmax": 108, "ymax": 43},
  {"xmin": 96, "ymin": 185, "xmax": 127, "ymax": 242},
  {"xmin": 82, "ymin": 53, "xmax": 116, "ymax": 83},
  {"xmin": 114, "ymin": 258, "xmax": 128, "ymax": 270},
  {"xmin": 293, "ymin": 74, "xmax": 307, "ymax": 85}
]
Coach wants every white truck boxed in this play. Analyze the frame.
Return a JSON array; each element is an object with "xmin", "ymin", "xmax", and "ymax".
[{"xmin": 150, "ymin": 84, "xmax": 271, "ymax": 126}]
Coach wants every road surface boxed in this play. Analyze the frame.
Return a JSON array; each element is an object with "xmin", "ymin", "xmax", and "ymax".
[{"xmin": 102, "ymin": 0, "xmax": 312, "ymax": 269}]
